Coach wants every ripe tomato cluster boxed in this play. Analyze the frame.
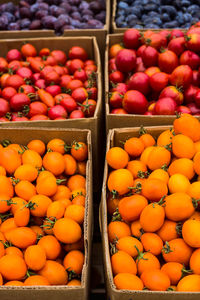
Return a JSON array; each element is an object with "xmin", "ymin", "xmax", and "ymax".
[
  {"xmin": 0, "ymin": 137, "xmax": 88, "ymax": 286},
  {"xmin": 109, "ymin": 22, "xmax": 200, "ymax": 115},
  {"xmin": 106, "ymin": 113, "xmax": 200, "ymax": 292},
  {"xmin": 0, "ymin": 43, "xmax": 97, "ymax": 122}
]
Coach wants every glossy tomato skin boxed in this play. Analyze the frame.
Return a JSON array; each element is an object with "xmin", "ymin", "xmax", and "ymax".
[
  {"xmin": 60, "ymin": 96, "xmax": 78, "ymax": 113},
  {"xmin": 16, "ymin": 67, "xmax": 33, "ymax": 79},
  {"xmin": 6, "ymin": 49, "xmax": 21, "ymax": 62},
  {"xmin": 5, "ymin": 75, "xmax": 24, "ymax": 90},
  {"xmin": 1, "ymin": 87, "xmax": 17, "ymax": 101},
  {"xmin": 170, "ymin": 29, "xmax": 184, "ymax": 39},
  {"xmin": 115, "ymin": 49, "xmax": 136, "ymax": 73},
  {"xmin": 195, "ymin": 90, "xmax": 200, "ymax": 108},
  {"xmin": 0, "ymin": 98, "xmax": 10, "ymax": 117},
  {"xmin": 186, "ymin": 34, "xmax": 200, "ymax": 53},
  {"xmin": 69, "ymin": 110, "xmax": 85, "ymax": 119},
  {"xmin": 192, "ymin": 70, "xmax": 200, "ymax": 86},
  {"xmin": 134, "ymin": 57, "xmax": 146, "ymax": 73},
  {"xmin": 109, "ymin": 91, "xmax": 123, "ymax": 108},
  {"xmin": 11, "ymin": 113, "xmax": 29, "ymax": 122},
  {"xmin": 170, "ymin": 65, "xmax": 193, "ymax": 88},
  {"xmin": 111, "ymin": 108, "xmax": 128, "ymax": 114},
  {"xmin": 87, "ymin": 87, "xmax": 97, "ymax": 100},
  {"xmin": 142, "ymin": 46, "xmax": 158, "ymax": 68},
  {"xmin": 30, "ymin": 114, "xmax": 49, "ymax": 121},
  {"xmin": 168, "ymin": 37, "xmax": 186, "ymax": 56},
  {"xmin": 123, "ymin": 29, "xmax": 141, "ymax": 49},
  {"xmin": 48, "ymin": 105, "xmax": 68, "ymax": 120},
  {"xmin": 0, "ymin": 57, "xmax": 8, "ymax": 72},
  {"xmin": 10, "ymin": 93, "xmax": 31, "ymax": 111},
  {"xmin": 19, "ymin": 85, "xmax": 35, "ymax": 95},
  {"xmin": 188, "ymin": 102, "xmax": 200, "ymax": 114},
  {"xmin": 81, "ymin": 99, "xmax": 96, "ymax": 117},
  {"xmin": 109, "ymin": 71, "xmax": 124, "ymax": 84},
  {"xmin": 150, "ymin": 72, "xmax": 169, "ymax": 92},
  {"xmin": 179, "ymin": 51, "xmax": 200, "ymax": 70},
  {"xmin": 159, "ymin": 86, "xmax": 183, "ymax": 105},
  {"xmin": 154, "ymin": 97, "xmax": 177, "ymax": 115},
  {"xmin": 158, "ymin": 50, "xmax": 178, "ymax": 74},
  {"xmin": 184, "ymin": 85, "xmax": 199, "ymax": 104},
  {"xmin": 127, "ymin": 72, "xmax": 150, "ymax": 95},
  {"xmin": 45, "ymin": 85, "xmax": 61, "ymax": 97},
  {"xmin": 68, "ymin": 46, "xmax": 88, "ymax": 61},
  {"xmin": 28, "ymin": 101, "xmax": 48, "ymax": 118},
  {"xmin": 177, "ymin": 106, "xmax": 192, "ymax": 114},
  {"xmin": 111, "ymin": 83, "xmax": 128, "ymax": 95},
  {"xmin": 122, "ymin": 90, "xmax": 148, "ymax": 114},
  {"xmin": 35, "ymin": 79, "xmax": 46, "ymax": 89}
]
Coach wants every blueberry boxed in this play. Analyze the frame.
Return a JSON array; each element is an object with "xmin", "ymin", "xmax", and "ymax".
[
  {"xmin": 160, "ymin": 6, "xmax": 177, "ymax": 17},
  {"xmin": 163, "ymin": 20, "xmax": 179, "ymax": 28},
  {"xmin": 181, "ymin": 22, "xmax": 191, "ymax": 28},
  {"xmin": 152, "ymin": 17, "xmax": 162, "ymax": 26},
  {"xmin": 125, "ymin": 7, "xmax": 141, "ymax": 18},
  {"xmin": 2, "ymin": 12, "xmax": 15, "ymax": 23},
  {"xmin": 191, "ymin": 17, "xmax": 199, "ymax": 24},
  {"xmin": 161, "ymin": 13, "xmax": 170, "ymax": 22},
  {"xmin": 141, "ymin": 0, "xmax": 148, "ymax": 5},
  {"xmin": 183, "ymin": 13, "xmax": 192, "ymax": 22},
  {"xmin": 134, "ymin": 24, "xmax": 143, "ymax": 29},
  {"xmin": 181, "ymin": 0, "xmax": 190, "ymax": 6},
  {"xmin": 148, "ymin": 11, "xmax": 159, "ymax": 17},
  {"xmin": 176, "ymin": 12, "xmax": 184, "ymax": 25},
  {"xmin": 144, "ymin": 4, "xmax": 158, "ymax": 12},
  {"xmin": 141, "ymin": 14, "xmax": 148, "ymax": 21},
  {"xmin": 118, "ymin": 1, "xmax": 129, "ymax": 9},
  {"xmin": 116, "ymin": 10, "xmax": 125, "ymax": 16},
  {"xmin": 145, "ymin": 24, "xmax": 160, "ymax": 28},
  {"xmin": 127, "ymin": 14, "xmax": 138, "ymax": 22}
]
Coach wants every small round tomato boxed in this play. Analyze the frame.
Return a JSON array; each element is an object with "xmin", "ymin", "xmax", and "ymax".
[
  {"xmin": 48, "ymin": 105, "xmax": 68, "ymax": 120},
  {"xmin": 74, "ymin": 69, "xmax": 87, "ymax": 82},
  {"xmin": 81, "ymin": 99, "xmax": 96, "ymax": 117},
  {"xmin": 51, "ymin": 50, "xmax": 67, "ymax": 65},
  {"xmin": 109, "ymin": 43, "xmax": 124, "ymax": 58},
  {"xmin": 179, "ymin": 50, "xmax": 200, "ymax": 70},
  {"xmin": 30, "ymin": 114, "xmax": 49, "ymax": 121},
  {"xmin": 150, "ymin": 72, "xmax": 169, "ymax": 92},
  {"xmin": 109, "ymin": 71, "xmax": 124, "ymax": 84},
  {"xmin": 87, "ymin": 87, "xmax": 97, "ymax": 100},
  {"xmin": 60, "ymin": 96, "xmax": 78, "ymax": 113},
  {"xmin": 142, "ymin": 46, "xmax": 158, "ymax": 67},
  {"xmin": 68, "ymin": 59, "xmax": 84, "ymax": 74},
  {"xmin": 69, "ymin": 110, "xmax": 85, "ymax": 119},
  {"xmin": 5, "ymin": 75, "xmax": 24, "ymax": 90},
  {"xmin": 60, "ymin": 75, "xmax": 73, "ymax": 88},
  {"xmin": 158, "ymin": 50, "xmax": 178, "ymax": 74},
  {"xmin": 10, "ymin": 93, "xmax": 30, "ymax": 111},
  {"xmin": 109, "ymin": 91, "xmax": 123, "ymax": 108},
  {"xmin": 46, "ymin": 85, "xmax": 61, "ymax": 97},
  {"xmin": 170, "ymin": 65, "xmax": 193, "ymax": 88},
  {"xmin": 122, "ymin": 90, "xmax": 148, "ymax": 114},
  {"xmin": 67, "ymin": 79, "xmax": 83, "ymax": 91},
  {"xmin": 68, "ymin": 46, "xmax": 88, "ymax": 61},
  {"xmin": 71, "ymin": 87, "xmax": 88, "ymax": 103},
  {"xmin": 39, "ymin": 48, "xmax": 50, "ymax": 57},
  {"xmin": 6, "ymin": 49, "xmax": 21, "ymax": 62},
  {"xmin": 0, "ymin": 98, "xmax": 10, "ymax": 117},
  {"xmin": 2, "ymin": 87, "xmax": 17, "ymax": 101},
  {"xmin": 111, "ymin": 108, "xmax": 128, "ymax": 114},
  {"xmin": 8, "ymin": 60, "xmax": 22, "ymax": 72},
  {"xmin": 28, "ymin": 101, "xmax": 48, "ymax": 117},
  {"xmin": 0, "ymin": 57, "xmax": 8, "ymax": 72},
  {"xmin": 159, "ymin": 86, "xmax": 183, "ymax": 105},
  {"xmin": 16, "ymin": 67, "xmax": 33, "ymax": 79},
  {"xmin": 43, "ymin": 56, "xmax": 57, "ymax": 66},
  {"xmin": 168, "ymin": 37, "xmax": 186, "ymax": 56},
  {"xmin": 19, "ymin": 85, "xmax": 35, "ymax": 95},
  {"xmin": 127, "ymin": 72, "xmax": 150, "ymax": 95},
  {"xmin": 21, "ymin": 43, "xmax": 37, "ymax": 57},
  {"xmin": 44, "ymin": 71, "xmax": 60, "ymax": 84}
]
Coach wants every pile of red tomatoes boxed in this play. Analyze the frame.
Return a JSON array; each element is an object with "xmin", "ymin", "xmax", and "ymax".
[
  {"xmin": 109, "ymin": 22, "xmax": 200, "ymax": 115},
  {"xmin": 0, "ymin": 43, "xmax": 97, "ymax": 122}
]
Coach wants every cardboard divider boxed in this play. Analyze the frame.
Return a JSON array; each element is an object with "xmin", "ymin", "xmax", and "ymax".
[
  {"xmin": 0, "ymin": 127, "xmax": 93, "ymax": 300},
  {"xmin": 105, "ymin": 33, "xmax": 189, "ymax": 133},
  {"xmin": 101, "ymin": 126, "xmax": 200, "ymax": 300},
  {"xmin": 0, "ymin": 36, "xmax": 102, "ymax": 192},
  {"xmin": 111, "ymin": 0, "xmax": 190, "ymax": 33}
]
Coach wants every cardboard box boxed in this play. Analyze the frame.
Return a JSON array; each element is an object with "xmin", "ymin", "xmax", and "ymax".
[
  {"xmin": 105, "ymin": 33, "xmax": 188, "ymax": 132},
  {"xmin": 0, "ymin": 127, "xmax": 92, "ymax": 300},
  {"xmin": 100, "ymin": 126, "xmax": 200, "ymax": 300},
  {"xmin": 111, "ymin": 0, "xmax": 190, "ymax": 33},
  {"xmin": 0, "ymin": 36, "xmax": 102, "ymax": 191},
  {"xmin": 0, "ymin": 0, "xmax": 110, "ymax": 62}
]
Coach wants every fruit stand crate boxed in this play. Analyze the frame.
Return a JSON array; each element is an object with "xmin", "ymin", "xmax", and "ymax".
[
  {"xmin": 105, "ymin": 32, "xmax": 190, "ymax": 132},
  {"xmin": 0, "ymin": 36, "xmax": 103, "ymax": 192},
  {"xmin": 100, "ymin": 125, "xmax": 200, "ymax": 300},
  {"xmin": 0, "ymin": 0, "xmax": 110, "ymax": 61},
  {"xmin": 0, "ymin": 127, "xmax": 92, "ymax": 300},
  {"xmin": 111, "ymin": 0, "xmax": 198, "ymax": 33}
]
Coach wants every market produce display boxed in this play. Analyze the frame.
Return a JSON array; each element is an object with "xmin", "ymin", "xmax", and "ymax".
[
  {"xmin": 106, "ymin": 113, "xmax": 200, "ymax": 292},
  {"xmin": 0, "ymin": 43, "xmax": 98, "ymax": 122},
  {"xmin": 0, "ymin": 0, "xmax": 106, "ymax": 33},
  {"xmin": 115, "ymin": 0, "xmax": 200, "ymax": 29},
  {"xmin": 0, "ymin": 137, "xmax": 88, "ymax": 286},
  {"xmin": 108, "ymin": 23, "xmax": 200, "ymax": 115}
]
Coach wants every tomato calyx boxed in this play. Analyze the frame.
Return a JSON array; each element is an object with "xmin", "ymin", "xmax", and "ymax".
[
  {"xmin": 10, "ymin": 177, "xmax": 20, "ymax": 185},
  {"xmin": 41, "ymin": 217, "xmax": 57, "ymax": 230},
  {"xmin": 0, "ymin": 240, "xmax": 13, "ymax": 248},
  {"xmin": 157, "ymin": 196, "xmax": 166, "ymax": 207},
  {"xmin": 164, "ymin": 142, "xmax": 172, "ymax": 152},
  {"xmin": 111, "ymin": 207, "xmax": 121, "ymax": 222},
  {"xmin": 1, "ymin": 139, "xmax": 11, "ymax": 147},
  {"xmin": 139, "ymin": 125, "xmax": 147, "ymax": 136},
  {"xmin": 181, "ymin": 265, "xmax": 193, "ymax": 278},
  {"xmin": 24, "ymin": 201, "xmax": 38, "ymax": 210},
  {"xmin": 28, "ymin": 92, "xmax": 38, "ymax": 101},
  {"xmin": 66, "ymin": 269, "xmax": 80, "ymax": 281},
  {"xmin": 61, "ymin": 87, "xmax": 71, "ymax": 94},
  {"xmin": 26, "ymin": 269, "xmax": 36, "ymax": 278},
  {"xmin": 167, "ymin": 287, "xmax": 176, "ymax": 291},
  {"xmin": 160, "ymin": 47, "xmax": 167, "ymax": 53},
  {"xmin": 56, "ymin": 179, "xmax": 67, "ymax": 185},
  {"xmin": 0, "ymin": 212, "xmax": 12, "ymax": 222},
  {"xmin": 36, "ymin": 233, "xmax": 43, "ymax": 243},
  {"xmin": 8, "ymin": 67, "xmax": 14, "ymax": 75},
  {"xmin": 128, "ymin": 183, "xmax": 142, "ymax": 194},
  {"xmin": 137, "ymin": 170, "xmax": 149, "ymax": 179},
  {"xmin": 185, "ymin": 35, "xmax": 191, "ymax": 42},
  {"xmin": 162, "ymin": 241, "xmax": 173, "ymax": 254},
  {"xmin": 176, "ymin": 222, "xmax": 183, "ymax": 236},
  {"xmin": 192, "ymin": 197, "xmax": 200, "ymax": 209},
  {"xmin": 135, "ymin": 245, "xmax": 148, "ymax": 262},
  {"xmin": 161, "ymin": 164, "xmax": 168, "ymax": 171}
]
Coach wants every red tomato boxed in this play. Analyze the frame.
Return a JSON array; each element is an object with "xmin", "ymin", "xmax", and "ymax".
[
  {"xmin": 122, "ymin": 90, "xmax": 148, "ymax": 114},
  {"xmin": 158, "ymin": 50, "xmax": 178, "ymax": 74}
]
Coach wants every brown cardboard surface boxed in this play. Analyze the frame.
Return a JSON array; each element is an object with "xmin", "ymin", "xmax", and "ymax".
[
  {"xmin": 101, "ymin": 126, "xmax": 200, "ymax": 300},
  {"xmin": 105, "ymin": 33, "xmax": 191, "ymax": 132},
  {"xmin": 0, "ymin": 127, "xmax": 93, "ymax": 300},
  {"xmin": 111, "ymin": 0, "xmax": 188, "ymax": 33},
  {"xmin": 0, "ymin": 36, "xmax": 102, "ymax": 192}
]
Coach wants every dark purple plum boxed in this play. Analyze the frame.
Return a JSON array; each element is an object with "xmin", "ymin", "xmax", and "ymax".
[
  {"xmin": 81, "ymin": 9, "xmax": 94, "ymax": 16},
  {"xmin": 71, "ymin": 12, "xmax": 81, "ymax": 21},
  {"xmin": 60, "ymin": 2, "xmax": 72, "ymax": 13},
  {"xmin": 89, "ymin": 1, "xmax": 103, "ymax": 12},
  {"xmin": 30, "ymin": 3, "xmax": 39, "ymax": 14},
  {"xmin": 79, "ymin": 1, "xmax": 90, "ymax": 11},
  {"xmin": 20, "ymin": 7, "xmax": 32, "ymax": 18},
  {"xmin": 95, "ymin": 11, "xmax": 106, "ymax": 22},
  {"xmin": 38, "ymin": 3, "xmax": 49, "ymax": 11},
  {"xmin": 29, "ymin": 19, "xmax": 42, "ymax": 29},
  {"xmin": 82, "ymin": 15, "xmax": 93, "ymax": 22},
  {"xmin": 2, "ymin": 12, "xmax": 15, "ymax": 23},
  {"xmin": 87, "ymin": 19, "xmax": 104, "ymax": 28},
  {"xmin": 8, "ymin": 22, "xmax": 20, "ymax": 30},
  {"xmin": 20, "ymin": 18, "xmax": 31, "ymax": 29},
  {"xmin": 35, "ymin": 10, "xmax": 48, "ymax": 19},
  {"xmin": 62, "ymin": 24, "xmax": 75, "ymax": 30},
  {"xmin": 41, "ymin": 15, "xmax": 57, "ymax": 29}
]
